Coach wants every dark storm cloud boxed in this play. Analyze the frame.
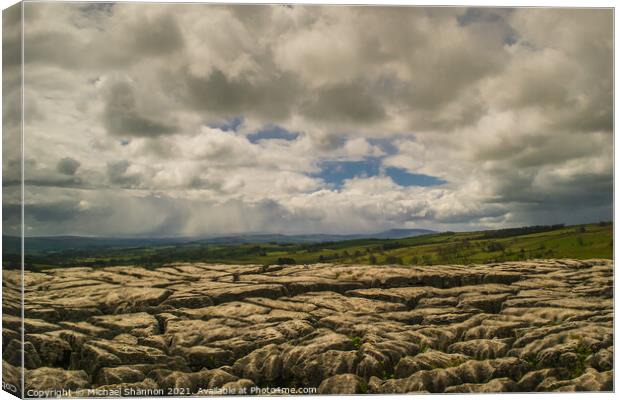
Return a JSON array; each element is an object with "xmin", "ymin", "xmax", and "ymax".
[
  {"xmin": 17, "ymin": 4, "xmax": 613, "ymax": 235},
  {"xmin": 57, "ymin": 157, "xmax": 81, "ymax": 175},
  {"xmin": 492, "ymin": 169, "xmax": 613, "ymax": 208},
  {"xmin": 23, "ymin": 200, "xmax": 84, "ymax": 222},
  {"xmin": 182, "ymin": 68, "xmax": 300, "ymax": 121},
  {"xmin": 457, "ymin": 7, "xmax": 518, "ymax": 45},
  {"xmin": 106, "ymin": 160, "xmax": 141, "ymax": 187},
  {"xmin": 25, "ymin": 178, "xmax": 84, "ymax": 188},
  {"xmin": 127, "ymin": 13, "xmax": 184, "ymax": 57},
  {"xmin": 77, "ymin": 2, "xmax": 114, "ymax": 17},
  {"xmin": 3, "ymin": 178, "xmax": 83, "ymax": 188},
  {"xmin": 303, "ymin": 83, "xmax": 387, "ymax": 124},
  {"xmin": 2, "ymin": 202, "xmax": 22, "ymax": 236},
  {"xmin": 103, "ymin": 81, "xmax": 177, "ymax": 137},
  {"xmin": 23, "ymin": 31, "xmax": 83, "ymax": 67},
  {"xmin": 2, "ymin": 0, "xmax": 23, "ymax": 156},
  {"xmin": 23, "ymin": 4, "xmax": 184, "ymax": 70},
  {"xmin": 2, "ymin": 3, "xmax": 21, "ymax": 69},
  {"xmin": 474, "ymin": 132, "xmax": 610, "ymax": 169}
]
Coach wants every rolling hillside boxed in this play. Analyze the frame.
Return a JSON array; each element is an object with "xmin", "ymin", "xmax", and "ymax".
[{"xmin": 7, "ymin": 222, "xmax": 612, "ymax": 270}]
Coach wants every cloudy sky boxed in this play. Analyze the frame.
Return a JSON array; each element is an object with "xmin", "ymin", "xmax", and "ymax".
[{"xmin": 2, "ymin": 3, "xmax": 613, "ymax": 237}]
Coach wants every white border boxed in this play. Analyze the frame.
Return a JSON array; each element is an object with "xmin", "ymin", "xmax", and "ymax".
[{"xmin": 0, "ymin": 1, "xmax": 616, "ymax": 400}]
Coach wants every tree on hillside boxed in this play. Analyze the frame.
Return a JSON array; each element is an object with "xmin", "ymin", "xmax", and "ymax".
[
  {"xmin": 485, "ymin": 241, "xmax": 505, "ymax": 252},
  {"xmin": 384, "ymin": 255, "xmax": 403, "ymax": 265}
]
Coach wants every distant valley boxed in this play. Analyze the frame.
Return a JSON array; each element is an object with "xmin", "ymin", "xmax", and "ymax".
[
  {"xmin": 2, "ymin": 223, "xmax": 611, "ymax": 271},
  {"xmin": 2, "ymin": 228, "xmax": 435, "ymax": 253}
]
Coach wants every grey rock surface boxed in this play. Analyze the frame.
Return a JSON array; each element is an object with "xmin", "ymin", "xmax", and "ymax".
[{"xmin": 2, "ymin": 259, "xmax": 613, "ymax": 394}]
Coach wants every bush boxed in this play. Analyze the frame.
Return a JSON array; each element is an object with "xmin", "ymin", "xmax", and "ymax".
[
  {"xmin": 481, "ymin": 224, "xmax": 564, "ymax": 239},
  {"xmin": 485, "ymin": 241, "xmax": 505, "ymax": 252},
  {"xmin": 384, "ymin": 255, "xmax": 403, "ymax": 265}
]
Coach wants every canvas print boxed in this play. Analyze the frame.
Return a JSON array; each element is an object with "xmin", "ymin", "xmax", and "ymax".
[{"xmin": 1, "ymin": 1, "xmax": 614, "ymax": 397}]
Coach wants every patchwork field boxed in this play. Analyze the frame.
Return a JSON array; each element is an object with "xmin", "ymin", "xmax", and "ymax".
[
  {"xmin": 8, "ymin": 223, "xmax": 613, "ymax": 270},
  {"xmin": 2, "ymin": 259, "xmax": 613, "ymax": 396}
]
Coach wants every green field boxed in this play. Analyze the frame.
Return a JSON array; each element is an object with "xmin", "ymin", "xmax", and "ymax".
[{"xmin": 13, "ymin": 222, "xmax": 613, "ymax": 271}]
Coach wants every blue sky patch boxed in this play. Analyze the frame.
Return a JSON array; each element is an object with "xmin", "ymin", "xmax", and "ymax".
[
  {"xmin": 457, "ymin": 8, "xmax": 503, "ymax": 26},
  {"xmin": 503, "ymin": 33, "xmax": 518, "ymax": 46},
  {"xmin": 457, "ymin": 8, "xmax": 518, "ymax": 46},
  {"xmin": 385, "ymin": 167, "xmax": 446, "ymax": 187},
  {"xmin": 209, "ymin": 116, "xmax": 244, "ymax": 132},
  {"xmin": 247, "ymin": 125, "xmax": 300, "ymax": 143},
  {"xmin": 315, "ymin": 158, "xmax": 446, "ymax": 188},
  {"xmin": 315, "ymin": 159, "xmax": 381, "ymax": 187},
  {"xmin": 367, "ymin": 138, "xmax": 398, "ymax": 155}
]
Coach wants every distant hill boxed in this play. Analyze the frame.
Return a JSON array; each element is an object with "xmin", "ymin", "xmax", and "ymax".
[
  {"xmin": 2, "ymin": 235, "xmax": 195, "ymax": 254},
  {"xmin": 3, "ymin": 222, "xmax": 612, "ymax": 270},
  {"xmin": 2, "ymin": 228, "xmax": 436, "ymax": 254},
  {"xmin": 192, "ymin": 229, "xmax": 436, "ymax": 245},
  {"xmin": 364, "ymin": 228, "xmax": 436, "ymax": 239}
]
